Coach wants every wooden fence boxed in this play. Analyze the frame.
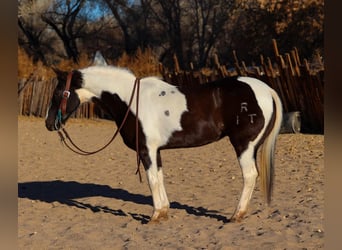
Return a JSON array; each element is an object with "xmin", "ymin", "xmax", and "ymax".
[
  {"xmin": 18, "ymin": 75, "xmax": 100, "ymax": 119},
  {"xmin": 18, "ymin": 40, "xmax": 324, "ymax": 134}
]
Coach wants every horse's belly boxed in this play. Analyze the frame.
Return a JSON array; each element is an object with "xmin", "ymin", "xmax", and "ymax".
[{"xmin": 161, "ymin": 121, "xmax": 224, "ymax": 149}]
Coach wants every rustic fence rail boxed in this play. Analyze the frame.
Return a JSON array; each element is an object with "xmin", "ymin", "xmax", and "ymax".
[
  {"xmin": 18, "ymin": 40, "xmax": 324, "ymax": 134},
  {"xmin": 18, "ymin": 76, "xmax": 100, "ymax": 120}
]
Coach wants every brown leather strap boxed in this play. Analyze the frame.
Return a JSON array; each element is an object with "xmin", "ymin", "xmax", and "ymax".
[
  {"xmin": 60, "ymin": 71, "xmax": 73, "ymax": 116},
  {"xmin": 134, "ymin": 78, "xmax": 142, "ymax": 182}
]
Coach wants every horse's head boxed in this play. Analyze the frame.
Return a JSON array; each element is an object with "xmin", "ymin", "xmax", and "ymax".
[{"xmin": 45, "ymin": 68, "xmax": 82, "ymax": 131}]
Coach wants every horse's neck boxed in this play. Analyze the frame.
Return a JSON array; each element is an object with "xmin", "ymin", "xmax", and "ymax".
[{"xmin": 80, "ymin": 67, "xmax": 136, "ymax": 103}]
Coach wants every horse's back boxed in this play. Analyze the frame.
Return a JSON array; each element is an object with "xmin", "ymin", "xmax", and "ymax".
[{"xmin": 181, "ymin": 76, "xmax": 276, "ymax": 151}]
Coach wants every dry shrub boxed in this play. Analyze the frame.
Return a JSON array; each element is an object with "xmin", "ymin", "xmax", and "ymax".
[
  {"xmin": 18, "ymin": 48, "xmax": 93, "ymax": 81},
  {"xmin": 18, "ymin": 46, "xmax": 52, "ymax": 80},
  {"xmin": 115, "ymin": 47, "xmax": 161, "ymax": 78},
  {"xmin": 18, "ymin": 47, "xmax": 161, "ymax": 81},
  {"xmin": 55, "ymin": 53, "xmax": 91, "ymax": 72},
  {"xmin": 18, "ymin": 46, "xmax": 34, "ymax": 79}
]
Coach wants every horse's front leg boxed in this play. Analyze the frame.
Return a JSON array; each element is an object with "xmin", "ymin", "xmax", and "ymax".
[{"xmin": 142, "ymin": 147, "xmax": 170, "ymax": 223}]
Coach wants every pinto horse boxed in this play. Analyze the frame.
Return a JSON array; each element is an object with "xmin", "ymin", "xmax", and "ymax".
[{"xmin": 45, "ymin": 65, "xmax": 283, "ymax": 223}]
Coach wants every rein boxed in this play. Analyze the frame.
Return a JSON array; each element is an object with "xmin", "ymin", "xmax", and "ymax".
[
  {"xmin": 55, "ymin": 71, "xmax": 73, "ymax": 126},
  {"xmin": 57, "ymin": 75, "xmax": 142, "ymax": 182}
]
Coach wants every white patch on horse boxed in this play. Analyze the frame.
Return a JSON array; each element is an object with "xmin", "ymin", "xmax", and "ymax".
[
  {"xmin": 139, "ymin": 77, "xmax": 188, "ymax": 147},
  {"xmin": 75, "ymin": 88, "xmax": 96, "ymax": 103},
  {"xmin": 79, "ymin": 66, "xmax": 188, "ymax": 148},
  {"xmin": 80, "ymin": 66, "xmax": 136, "ymax": 101}
]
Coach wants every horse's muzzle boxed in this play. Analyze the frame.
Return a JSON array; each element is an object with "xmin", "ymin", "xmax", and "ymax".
[
  {"xmin": 45, "ymin": 118, "xmax": 61, "ymax": 131},
  {"xmin": 45, "ymin": 120, "xmax": 56, "ymax": 131}
]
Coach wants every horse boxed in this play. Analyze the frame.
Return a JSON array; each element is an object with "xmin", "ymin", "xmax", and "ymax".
[{"xmin": 45, "ymin": 65, "xmax": 283, "ymax": 223}]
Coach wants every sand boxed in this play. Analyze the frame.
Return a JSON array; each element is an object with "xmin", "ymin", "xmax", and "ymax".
[{"xmin": 18, "ymin": 116, "xmax": 324, "ymax": 249}]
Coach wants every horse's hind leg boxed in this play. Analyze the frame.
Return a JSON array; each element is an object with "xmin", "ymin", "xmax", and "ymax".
[
  {"xmin": 143, "ymin": 147, "xmax": 170, "ymax": 223},
  {"xmin": 231, "ymin": 144, "xmax": 258, "ymax": 222}
]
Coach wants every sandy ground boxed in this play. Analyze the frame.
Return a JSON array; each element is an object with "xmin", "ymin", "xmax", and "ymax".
[{"xmin": 18, "ymin": 116, "xmax": 324, "ymax": 249}]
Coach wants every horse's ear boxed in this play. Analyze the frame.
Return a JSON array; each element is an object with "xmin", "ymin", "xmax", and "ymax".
[
  {"xmin": 52, "ymin": 67, "xmax": 63, "ymax": 76},
  {"xmin": 92, "ymin": 51, "xmax": 108, "ymax": 66},
  {"xmin": 51, "ymin": 67, "xmax": 68, "ymax": 81}
]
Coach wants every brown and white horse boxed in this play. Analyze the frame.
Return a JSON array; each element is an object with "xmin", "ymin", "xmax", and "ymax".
[{"xmin": 45, "ymin": 65, "xmax": 283, "ymax": 223}]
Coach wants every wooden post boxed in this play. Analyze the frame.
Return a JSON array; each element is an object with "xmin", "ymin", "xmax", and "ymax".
[
  {"xmin": 294, "ymin": 47, "xmax": 302, "ymax": 66},
  {"xmin": 278, "ymin": 54, "xmax": 286, "ymax": 69},
  {"xmin": 36, "ymin": 81, "xmax": 43, "ymax": 117},
  {"xmin": 189, "ymin": 62, "xmax": 194, "ymax": 71},
  {"xmin": 233, "ymin": 50, "xmax": 243, "ymax": 76},
  {"xmin": 219, "ymin": 65, "xmax": 228, "ymax": 78},
  {"xmin": 290, "ymin": 49, "xmax": 301, "ymax": 76},
  {"xmin": 255, "ymin": 66, "xmax": 261, "ymax": 76},
  {"xmin": 173, "ymin": 54, "xmax": 180, "ymax": 73},
  {"xmin": 285, "ymin": 53, "xmax": 295, "ymax": 76},
  {"xmin": 213, "ymin": 53, "xmax": 220, "ymax": 69},
  {"xmin": 267, "ymin": 57, "xmax": 276, "ymax": 78},
  {"xmin": 315, "ymin": 50, "xmax": 323, "ymax": 68},
  {"xmin": 29, "ymin": 81, "xmax": 36, "ymax": 116},
  {"xmin": 89, "ymin": 102, "xmax": 94, "ymax": 119},
  {"xmin": 18, "ymin": 79, "xmax": 26, "ymax": 115},
  {"xmin": 272, "ymin": 39, "xmax": 279, "ymax": 57},
  {"xmin": 242, "ymin": 61, "xmax": 248, "ymax": 74},
  {"xmin": 303, "ymin": 59, "xmax": 310, "ymax": 72},
  {"xmin": 158, "ymin": 63, "xmax": 164, "ymax": 75}
]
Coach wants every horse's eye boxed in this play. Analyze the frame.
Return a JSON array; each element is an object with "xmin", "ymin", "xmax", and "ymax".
[{"xmin": 54, "ymin": 89, "xmax": 63, "ymax": 98}]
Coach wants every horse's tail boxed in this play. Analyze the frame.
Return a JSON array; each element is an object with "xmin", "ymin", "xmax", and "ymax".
[{"xmin": 260, "ymin": 88, "xmax": 283, "ymax": 205}]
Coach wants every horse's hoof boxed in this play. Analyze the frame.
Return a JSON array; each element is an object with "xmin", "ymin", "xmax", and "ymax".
[
  {"xmin": 149, "ymin": 208, "xmax": 169, "ymax": 224},
  {"xmin": 230, "ymin": 211, "xmax": 246, "ymax": 222}
]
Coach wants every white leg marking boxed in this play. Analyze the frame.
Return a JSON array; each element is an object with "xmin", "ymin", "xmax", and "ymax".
[
  {"xmin": 146, "ymin": 148, "xmax": 169, "ymax": 211},
  {"xmin": 146, "ymin": 167, "xmax": 162, "ymax": 210},
  {"xmin": 233, "ymin": 144, "xmax": 258, "ymax": 220},
  {"xmin": 157, "ymin": 168, "xmax": 170, "ymax": 208}
]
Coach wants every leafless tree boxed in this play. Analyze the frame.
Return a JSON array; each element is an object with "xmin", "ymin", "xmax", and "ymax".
[
  {"xmin": 147, "ymin": 0, "xmax": 185, "ymax": 67},
  {"xmin": 18, "ymin": 0, "xmax": 51, "ymax": 64},
  {"xmin": 41, "ymin": 0, "xmax": 87, "ymax": 63},
  {"xmin": 187, "ymin": 0, "xmax": 236, "ymax": 68},
  {"xmin": 101, "ymin": 0, "xmax": 158, "ymax": 55}
]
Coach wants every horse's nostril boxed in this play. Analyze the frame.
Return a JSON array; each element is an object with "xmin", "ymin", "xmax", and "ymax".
[{"xmin": 46, "ymin": 125, "xmax": 54, "ymax": 131}]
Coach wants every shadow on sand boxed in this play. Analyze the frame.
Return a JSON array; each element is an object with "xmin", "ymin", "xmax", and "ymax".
[{"xmin": 18, "ymin": 180, "xmax": 229, "ymax": 224}]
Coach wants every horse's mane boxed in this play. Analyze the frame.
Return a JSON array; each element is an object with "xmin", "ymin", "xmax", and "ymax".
[
  {"xmin": 82, "ymin": 65, "xmax": 164, "ymax": 81},
  {"xmin": 176, "ymin": 75, "xmax": 240, "ymax": 92},
  {"xmin": 84, "ymin": 65, "xmax": 134, "ymax": 76}
]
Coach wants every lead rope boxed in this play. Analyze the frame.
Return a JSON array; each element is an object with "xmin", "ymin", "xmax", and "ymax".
[
  {"xmin": 58, "ymin": 78, "xmax": 143, "ymax": 182},
  {"xmin": 135, "ymin": 79, "xmax": 142, "ymax": 182}
]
